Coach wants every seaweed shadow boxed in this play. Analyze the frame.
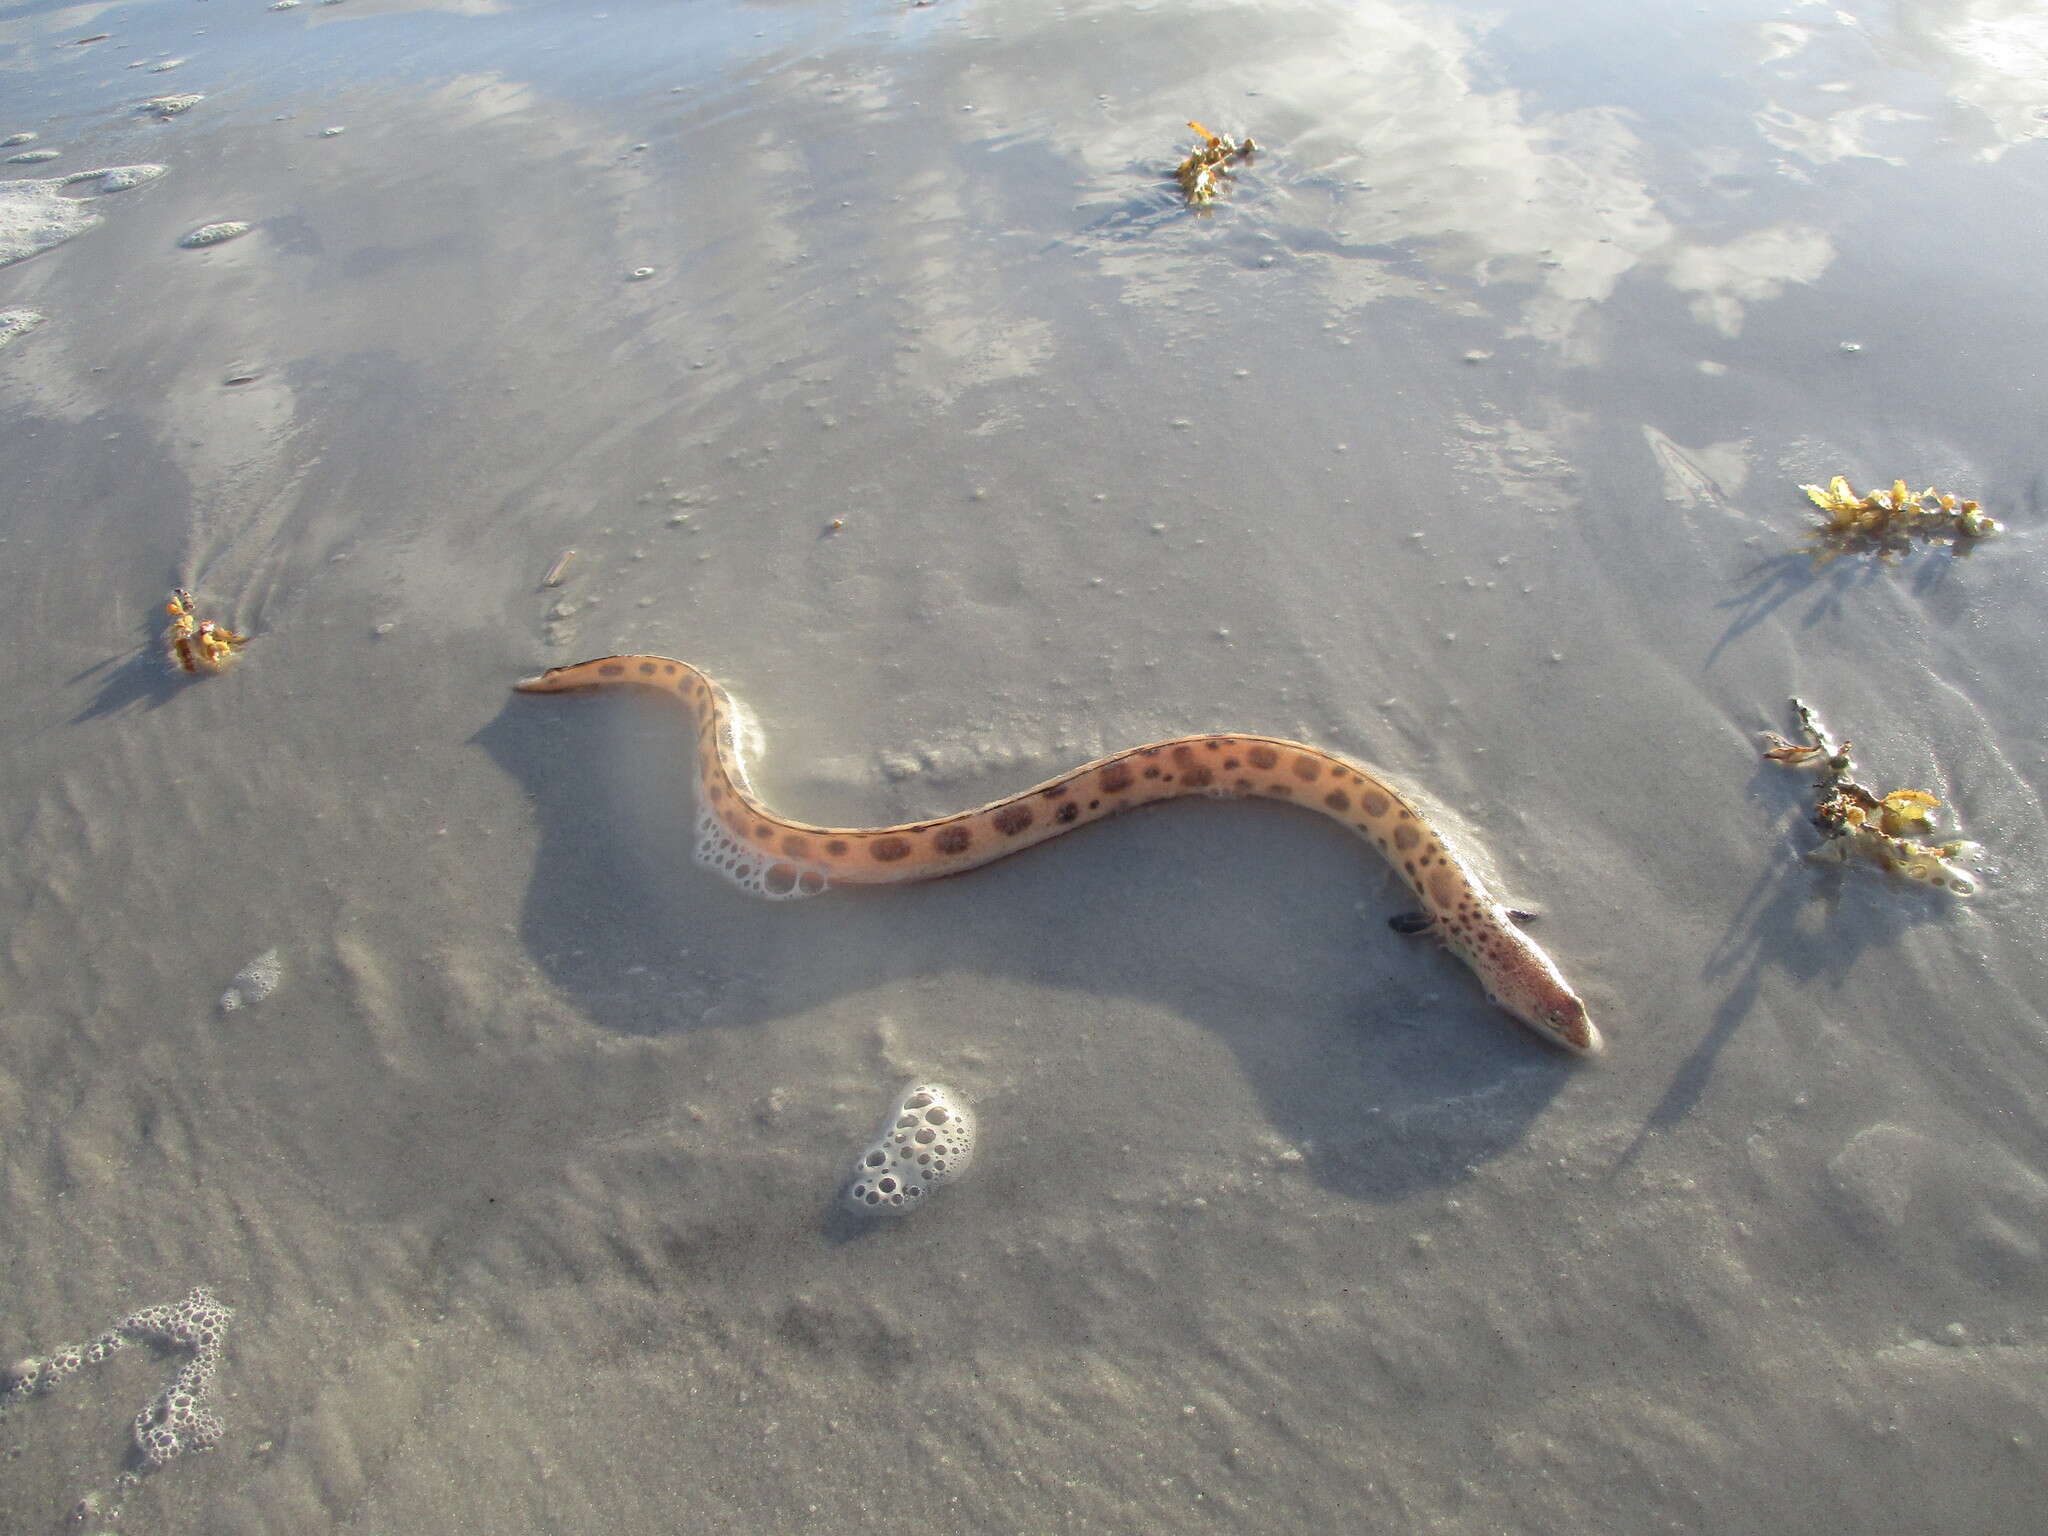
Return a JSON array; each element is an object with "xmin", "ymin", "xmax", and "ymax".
[
  {"xmin": 70, "ymin": 601, "xmax": 186, "ymax": 722},
  {"xmin": 1611, "ymin": 759, "xmax": 1957, "ymax": 1177},
  {"xmin": 1711, "ymin": 544, "xmax": 1974, "ymax": 668}
]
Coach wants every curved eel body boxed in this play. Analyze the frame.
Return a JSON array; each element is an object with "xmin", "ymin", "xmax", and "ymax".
[{"xmin": 515, "ymin": 655, "xmax": 1600, "ymax": 1055}]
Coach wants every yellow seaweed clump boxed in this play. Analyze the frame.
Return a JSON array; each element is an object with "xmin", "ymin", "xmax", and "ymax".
[
  {"xmin": 1761, "ymin": 698, "xmax": 1981, "ymax": 894},
  {"xmin": 1176, "ymin": 121, "xmax": 1258, "ymax": 207},
  {"xmin": 1799, "ymin": 475, "xmax": 2002, "ymax": 565},
  {"xmin": 162, "ymin": 588, "xmax": 246, "ymax": 674}
]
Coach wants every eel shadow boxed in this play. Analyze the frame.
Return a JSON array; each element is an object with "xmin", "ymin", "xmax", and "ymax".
[{"xmin": 473, "ymin": 689, "xmax": 1577, "ymax": 1208}]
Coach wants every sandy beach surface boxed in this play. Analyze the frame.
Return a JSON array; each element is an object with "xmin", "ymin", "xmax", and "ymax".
[{"xmin": 3, "ymin": 0, "xmax": 2046, "ymax": 1530}]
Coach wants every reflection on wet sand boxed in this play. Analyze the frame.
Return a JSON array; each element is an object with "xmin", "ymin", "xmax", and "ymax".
[{"xmin": 3, "ymin": 0, "xmax": 2048, "ymax": 1530}]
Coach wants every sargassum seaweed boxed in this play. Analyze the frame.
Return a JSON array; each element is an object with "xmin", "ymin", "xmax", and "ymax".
[
  {"xmin": 1761, "ymin": 697, "xmax": 1982, "ymax": 895},
  {"xmin": 1176, "ymin": 121, "xmax": 1258, "ymax": 207},
  {"xmin": 1797, "ymin": 475, "xmax": 2002, "ymax": 565}
]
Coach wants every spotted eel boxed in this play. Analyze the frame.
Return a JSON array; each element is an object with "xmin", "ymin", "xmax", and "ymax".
[{"xmin": 515, "ymin": 655, "xmax": 1600, "ymax": 1054}]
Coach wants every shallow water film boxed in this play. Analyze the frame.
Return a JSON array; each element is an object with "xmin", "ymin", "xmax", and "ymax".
[{"xmin": 3, "ymin": 0, "xmax": 2047, "ymax": 1530}]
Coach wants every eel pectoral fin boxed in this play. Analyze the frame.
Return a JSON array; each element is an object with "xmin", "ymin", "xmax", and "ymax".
[{"xmin": 1387, "ymin": 911, "xmax": 1436, "ymax": 936}]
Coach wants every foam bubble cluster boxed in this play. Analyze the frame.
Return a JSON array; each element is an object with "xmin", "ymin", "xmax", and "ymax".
[
  {"xmin": 220, "ymin": 948, "xmax": 283, "ymax": 1012},
  {"xmin": 2, "ymin": 1286, "xmax": 234, "ymax": 1474},
  {"xmin": 693, "ymin": 806, "xmax": 828, "ymax": 900},
  {"xmin": 0, "ymin": 309, "xmax": 43, "ymax": 349},
  {"xmin": 2, "ymin": 165, "xmax": 168, "ymax": 270},
  {"xmin": 65, "ymin": 163, "xmax": 168, "ymax": 193},
  {"xmin": 846, "ymin": 1084, "xmax": 976, "ymax": 1213},
  {"xmin": 179, "ymin": 221, "xmax": 251, "ymax": 249},
  {"xmin": 0, "ymin": 176, "xmax": 102, "ymax": 268}
]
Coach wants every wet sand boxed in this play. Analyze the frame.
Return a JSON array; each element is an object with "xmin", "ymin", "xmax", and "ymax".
[{"xmin": 3, "ymin": 0, "xmax": 2047, "ymax": 1530}]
